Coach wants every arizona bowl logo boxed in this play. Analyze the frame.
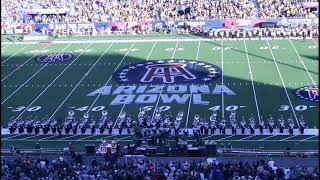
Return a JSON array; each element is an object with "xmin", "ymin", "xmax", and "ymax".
[
  {"xmin": 294, "ymin": 85, "xmax": 318, "ymax": 102},
  {"xmin": 36, "ymin": 53, "xmax": 73, "ymax": 63},
  {"xmin": 113, "ymin": 59, "xmax": 222, "ymax": 84}
]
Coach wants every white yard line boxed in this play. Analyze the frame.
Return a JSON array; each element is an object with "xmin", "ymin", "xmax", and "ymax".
[
  {"xmin": 48, "ymin": 43, "xmax": 114, "ymax": 120},
  {"xmin": 1, "ymin": 44, "xmax": 72, "ymax": 104},
  {"xmin": 266, "ymin": 40, "xmax": 300, "ymax": 128},
  {"xmin": 311, "ymin": 38, "xmax": 318, "ymax": 47},
  {"xmin": 279, "ymin": 135, "xmax": 297, "ymax": 141},
  {"xmin": 151, "ymin": 41, "xmax": 179, "ymax": 119},
  {"xmin": 201, "ymin": 134, "xmax": 217, "ymax": 140},
  {"xmin": 19, "ymin": 134, "xmax": 41, "ymax": 141},
  {"xmin": 58, "ymin": 135, "xmax": 80, "ymax": 140},
  {"xmin": 258, "ymin": 135, "xmax": 276, "ymax": 141},
  {"xmin": 113, "ymin": 41, "xmax": 157, "ymax": 128},
  {"xmin": 78, "ymin": 135, "xmax": 101, "ymax": 140},
  {"xmin": 1, "ymin": 44, "xmax": 31, "ymax": 64},
  {"xmin": 2, "ymin": 134, "xmax": 25, "ymax": 140},
  {"xmin": 38, "ymin": 135, "xmax": 59, "ymax": 140},
  {"xmin": 289, "ymin": 39, "xmax": 316, "ymax": 85},
  {"xmin": 300, "ymin": 135, "xmax": 317, "ymax": 141},
  {"xmin": 116, "ymin": 135, "xmax": 132, "ymax": 140},
  {"xmin": 13, "ymin": 43, "xmax": 94, "ymax": 121},
  {"xmin": 185, "ymin": 41, "xmax": 200, "ymax": 128},
  {"xmin": 216, "ymin": 135, "xmax": 234, "ymax": 141},
  {"xmin": 86, "ymin": 42, "xmax": 135, "ymax": 112},
  {"xmin": 239, "ymin": 135, "xmax": 256, "ymax": 141},
  {"xmin": 243, "ymin": 40, "xmax": 261, "ymax": 123},
  {"xmin": 221, "ymin": 40, "xmax": 225, "ymax": 118},
  {"xmin": 1, "ymin": 44, "xmax": 52, "ymax": 82}
]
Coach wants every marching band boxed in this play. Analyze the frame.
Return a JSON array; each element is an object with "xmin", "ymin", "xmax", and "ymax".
[{"xmin": 7, "ymin": 107, "xmax": 308, "ymax": 136}]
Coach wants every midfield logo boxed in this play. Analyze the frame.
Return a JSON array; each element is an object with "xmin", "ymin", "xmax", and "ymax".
[
  {"xmin": 295, "ymin": 85, "xmax": 318, "ymax": 102},
  {"xmin": 113, "ymin": 60, "xmax": 222, "ymax": 84},
  {"xmin": 36, "ymin": 53, "xmax": 73, "ymax": 63}
]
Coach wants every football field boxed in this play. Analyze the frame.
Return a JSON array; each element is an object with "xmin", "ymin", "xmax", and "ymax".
[{"xmin": 1, "ymin": 36, "xmax": 319, "ymax": 151}]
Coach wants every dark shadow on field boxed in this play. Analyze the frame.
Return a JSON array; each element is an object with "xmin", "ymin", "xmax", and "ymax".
[
  {"xmin": 1, "ymin": 52, "xmax": 318, "ymax": 127},
  {"xmin": 206, "ymin": 41, "xmax": 319, "ymax": 75},
  {"xmin": 301, "ymin": 55, "xmax": 319, "ymax": 61}
]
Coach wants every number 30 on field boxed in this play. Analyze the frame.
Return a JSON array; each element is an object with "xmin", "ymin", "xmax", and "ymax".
[{"xmin": 278, "ymin": 105, "xmax": 310, "ymax": 111}]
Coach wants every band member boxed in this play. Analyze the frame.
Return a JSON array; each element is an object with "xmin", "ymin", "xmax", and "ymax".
[
  {"xmin": 90, "ymin": 121, "xmax": 96, "ymax": 135},
  {"xmin": 72, "ymin": 121, "xmax": 78, "ymax": 134},
  {"xmin": 27, "ymin": 121, "xmax": 34, "ymax": 134},
  {"xmin": 220, "ymin": 119, "xmax": 226, "ymax": 135},
  {"xmin": 34, "ymin": 122, "xmax": 41, "ymax": 135},
  {"xmin": 299, "ymin": 116, "xmax": 305, "ymax": 134},
  {"xmin": 210, "ymin": 121, "xmax": 216, "ymax": 135},
  {"xmin": 288, "ymin": 119, "xmax": 294, "ymax": 135},
  {"xmin": 8, "ymin": 118, "xmax": 17, "ymax": 134},
  {"xmin": 51, "ymin": 120, "xmax": 57, "ymax": 134},
  {"xmin": 249, "ymin": 118, "xmax": 255, "ymax": 135},
  {"xmin": 231, "ymin": 120, "xmax": 237, "ymax": 135},
  {"xmin": 107, "ymin": 121, "xmax": 113, "ymax": 134},
  {"xmin": 279, "ymin": 115, "xmax": 285, "ymax": 134},
  {"xmin": 240, "ymin": 117, "xmax": 246, "ymax": 134},
  {"xmin": 18, "ymin": 121, "xmax": 25, "ymax": 134},
  {"xmin": 259, "ymin": 120, "xmax": 264, "ymax": 134},
  {"xmin": 268, "ymin": 115, "xmax": 274, "ymax": 133}
]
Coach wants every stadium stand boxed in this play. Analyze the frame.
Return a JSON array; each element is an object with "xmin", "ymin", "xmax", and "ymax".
[{"xmin": 1, "ymin": 156, "xmax": 319, "ymax": 179}]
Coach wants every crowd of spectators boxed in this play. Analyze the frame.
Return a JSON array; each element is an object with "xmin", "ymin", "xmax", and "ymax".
[
  {"xmin": 1, "ymin": 0, "xmax": 318, "ymax": 24},
  {"xmin": 257, "ymin": 0, "xmax": 318, "ymax": 18},
  {"xmin": 205, "ymin": 25, "xmax": 319, "ymax": 39},
  {"xmin": 1, "ymin": 156, "xmax": 318, "ymax": 179}
]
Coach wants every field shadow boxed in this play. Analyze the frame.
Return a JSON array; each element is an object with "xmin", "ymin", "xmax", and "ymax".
[{"xmin": 301, "ymin": 55, "xmax": 319, "ymax": 61}]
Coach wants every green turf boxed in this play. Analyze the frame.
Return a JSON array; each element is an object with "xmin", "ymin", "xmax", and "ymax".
[{"xmin": 1, "ymin": 38, "xmax": 318, "ymax": 150}]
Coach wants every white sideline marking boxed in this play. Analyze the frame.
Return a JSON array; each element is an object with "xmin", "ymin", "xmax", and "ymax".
[
  {"xmin": 151, "ymin": 41, "xmax": 179, "ymax": 119},
  {"xmin": 300, "ymin": 135, "xmax": 317, "ymax": 141},
  {"xmin": 258, "ymin": 135, "xmax": 276, "ymax": 141},
  {"xmin": 1, "ymin": 44, "xmax": 52, "ymax": 81},
  {"xmin": 279, "ymin": 135, "xmax": 297, "ymax": 141},
  {"xmin": 78, "ymin": 135, "xmax": 100, "ymax": 140},
  {"xmin": 216, "ymin": 135, "xmax": 234, "ymax": 141},
  {"xmin": 19, "ymin": 134, "xmax": 41, "ymax": 140},
  {"xmin": 266, "ymin": 40, "xmax": 300, "ymax": 128},
  {"xmin": 114, "ymin": 41, "xmax": 157, "ymax": 128},
  {"xmin": 1, "ymin": 44, "xmax": 72, "ymax": 104},
  {"xmin": 13, "ymin": 43, "xmax": 93, "ymax": 120},
  {"xmin": 239, "ymin": 135, "xmax": 256, "ymax": 140},
  {"xmin": 243, "ymin": 40, "xmax": 261, "ymax": 123},
  {"xmin": 1, "ymin": 44, "xmax": 31, "ymax": 64},
  {"xmin": 59, "ymin": 135, "xmax": 80, "ymax": 140},
  {"xmin": 221, "ymin": 40, "xmax": 224, "ymax": 118},
  {"xmin": 289, "ymin": 39, "xmax": 316, "ymax": 85},
  {"xmin": 86, "ymin": 42, "xmax": 135, "ymax": 113},
  {"xmin": 38, "ymin": 135, "xmax": 57, "ymax": 140},
  {"xmin": 1, "ymin": 134, "xmax": 24, "ymax": 140},
  {"xmin": 185, "ymin": 41, "xmax": 200, "ymax": 128},
  {"xmin": 48, "ymin": 43, "xmax": 114, "ymax": 120}
]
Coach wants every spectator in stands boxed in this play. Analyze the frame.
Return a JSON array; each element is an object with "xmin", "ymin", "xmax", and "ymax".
[
  {"xmin": 69, "ymin": 142, "xmax": 76, "ymax": 158},
  {"xmin": 2, "ymin": 156, "xmax": 318, "ymax": 179},
  {"xmin": 258, "ymin": 0, "xmax": 318, "ymax": 18}
]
